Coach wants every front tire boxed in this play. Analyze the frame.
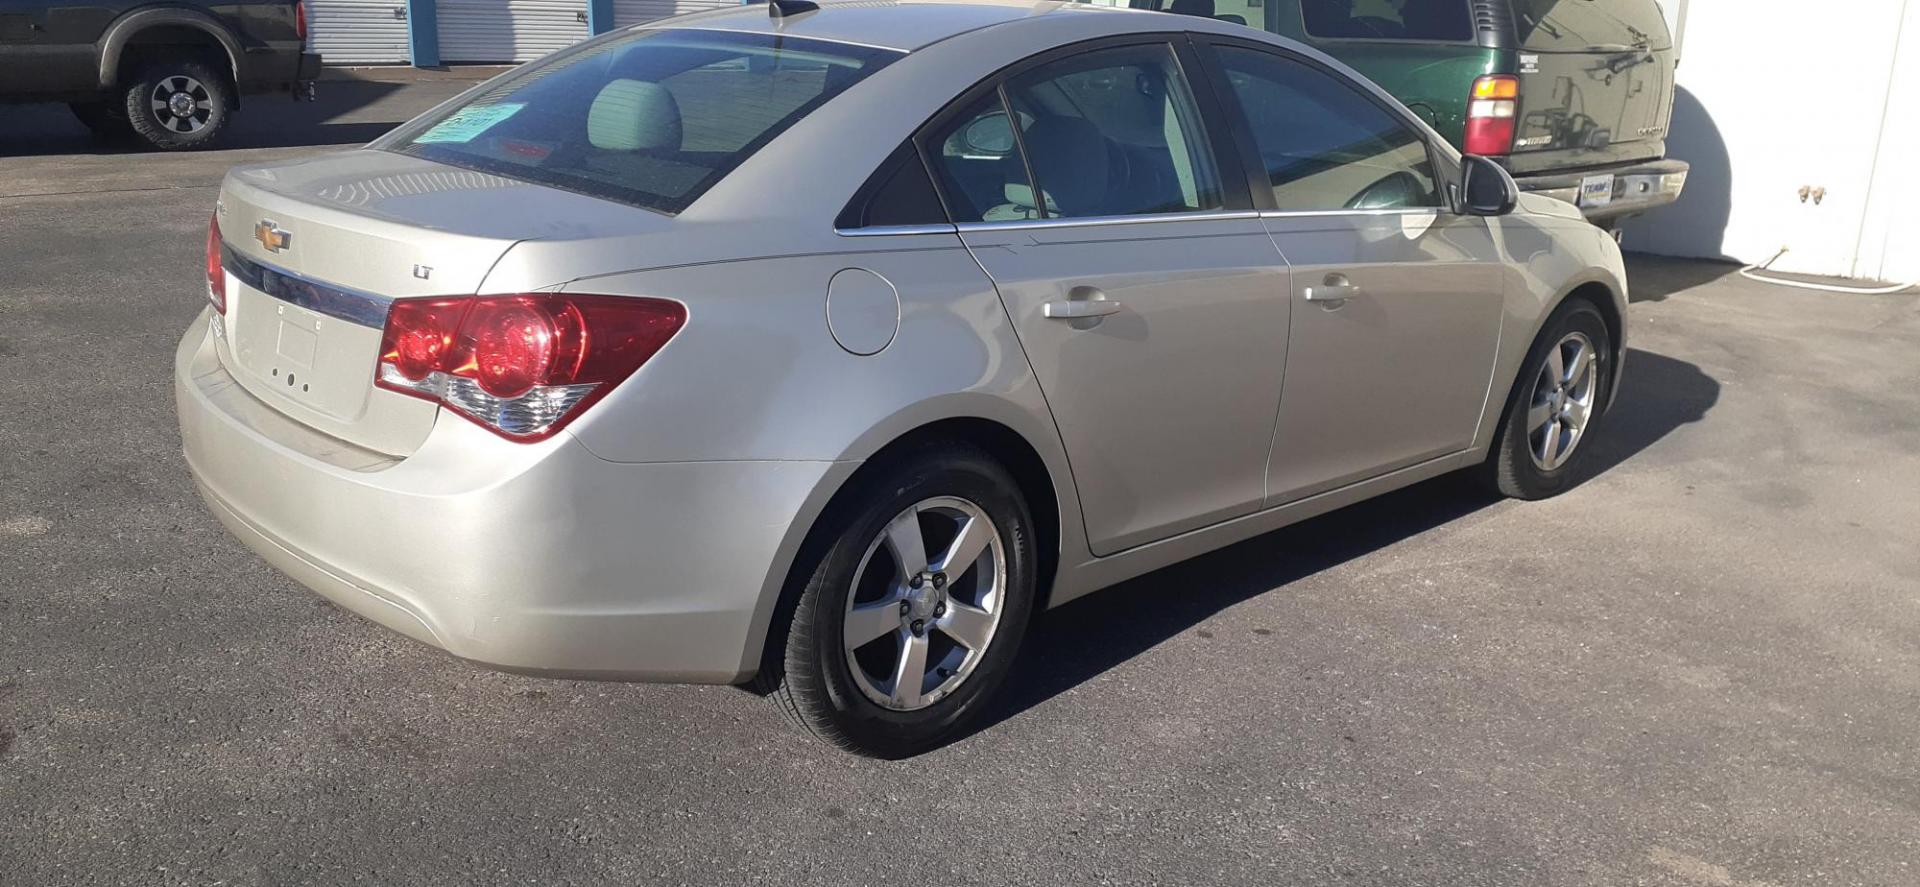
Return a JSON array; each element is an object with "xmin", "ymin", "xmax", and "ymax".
[
  {"xmin": 122, "ymin": 59, "xmax": 231, "ymax": 151},
  {"xmin": 763, "ymin": 442, "xmax": 1037, "ymax": 758},
  {"xmin": 1482, "ymin": 298, "xmax": 1614, "ymax": 499}
]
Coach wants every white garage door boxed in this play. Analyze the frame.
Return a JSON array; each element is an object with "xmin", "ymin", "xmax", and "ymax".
[
  {"xmin": 612, "ymin": 0, "xmax": 739, "ymax": 30},
  {"xmin": 438, "ymin": 0, "xmax": 590, "ymax": 64},
  {"xmin": 306, "ymin": 0, "xmax": 411, "ymax": 65}
]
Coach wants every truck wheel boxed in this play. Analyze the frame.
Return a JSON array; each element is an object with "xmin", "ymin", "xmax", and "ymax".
[
  {"xmin": 122, "ymin": 59, "xmax": 231, "ymax": 151},
  {"xmin": 68, "ymin": 101, "xmax": 130, "ymax": 140}
]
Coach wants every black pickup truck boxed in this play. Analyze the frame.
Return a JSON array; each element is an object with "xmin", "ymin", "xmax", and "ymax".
[{"xmin": 0, "ymin": 0, "xmax": 320, "ymax": 149}]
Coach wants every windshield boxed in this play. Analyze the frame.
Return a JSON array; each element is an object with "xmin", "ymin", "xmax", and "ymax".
[
  {"xmin": 1514, "ymin": 0, "xmax": 1673, "ymax": 51},
  {"xmin": 380, "ymin": 29, "xmax": 900, "ymax": 215}
]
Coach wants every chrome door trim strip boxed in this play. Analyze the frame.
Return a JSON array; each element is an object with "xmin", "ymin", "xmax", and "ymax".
[
  {"xmin": 1258, "ymin": 208, "xmax": 1444, "ymax": 220},
  {"xmin": 833, "ymin": 223, "xmax": 961, "ymax": 238},
  {"xmin": 953, "ymin": 210, "xmax": 1261, "ymax": 234},
  {"xmin": 221, "ymin": 245, "xmax": 395, "ymax": 329}
]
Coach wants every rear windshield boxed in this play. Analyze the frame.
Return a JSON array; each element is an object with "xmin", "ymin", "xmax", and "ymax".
[
  {"xmin": 1515, "ymin": 0, "xmax": 1673, "ymax": 51},
  {"xmin": 1301, "ymin": 0, "xmax": 1475, "ymax": 42},
  {"xmin": 380, "ymin": 29, "xmax": 899, "ymax": 214}
]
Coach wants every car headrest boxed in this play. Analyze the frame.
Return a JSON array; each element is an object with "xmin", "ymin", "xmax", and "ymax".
[
  {"xmin": 587, "ymin": 79, "xmax": 682, "ymax": 152},
  {"xmin": 1169, "ymin": 0, "xmax": 1215, "ymax": 18},
  {"xmin": 1022, "ymin": 116, "xmax": 1108, "ymax": 217}
]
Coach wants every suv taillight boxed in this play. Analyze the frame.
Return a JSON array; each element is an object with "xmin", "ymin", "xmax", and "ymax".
[
  {"xmin": 1464, "ymin": 75, "xmax": 1519, "ymax": 156},
  {"xmin": 294, "ymin": 0, "xmax": 307, "ymax": 41},
  {"xmin": 375, "ymin": 294, "xmax": 686, "ymax": 442},
  {"xmin": 205, "ymin": 213, "xmax": 227, "ymax": 314}
]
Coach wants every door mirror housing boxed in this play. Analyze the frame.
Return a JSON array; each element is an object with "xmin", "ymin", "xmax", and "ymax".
[{"xmin": 1459, "ymin": 155, "xmax": 1519, "ymax": 216}]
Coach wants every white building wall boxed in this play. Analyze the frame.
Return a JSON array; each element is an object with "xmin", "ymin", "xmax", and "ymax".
[{"xmin": 1625, "ymin": 0, "xmax": 1919, "ymax": 283}]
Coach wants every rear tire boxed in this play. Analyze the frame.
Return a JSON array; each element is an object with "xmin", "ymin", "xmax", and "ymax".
[
  {"xmin": 1481, "ymin": 298, "xmax": 1614, "ymax": 499},
  {"xmin": 122, "ymin": 59, "xmax": 232, "ymax": 151},
  {"xmin": 760, "ymin": 442, "xmax": 1037, "ymax": 758},
  {"xmin": 68, "ymin": 101, "xmax": 130, "ymax": 140}
]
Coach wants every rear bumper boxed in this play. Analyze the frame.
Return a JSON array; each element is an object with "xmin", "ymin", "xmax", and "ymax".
[
  {"xmin": 237, "ymin": 47, "xmax": 324, "ymax": 94},
  {"xmin": 175, "ymin": 311, "xmax": 837, "ymax": 683},
  {"xmin": 1514, "ymin": 159, "xmax": 1689, "ymax": 223}
]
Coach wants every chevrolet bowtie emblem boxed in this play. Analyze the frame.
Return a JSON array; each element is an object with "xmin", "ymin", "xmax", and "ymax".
[{"xmin": 254, "ymin": 220, "xmax": 291, "ymax": 253}]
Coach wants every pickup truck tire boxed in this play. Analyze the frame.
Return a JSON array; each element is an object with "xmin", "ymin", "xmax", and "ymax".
[{"xmin": 121, "ymin": 59, "xmax": 231, "ymax": 151}]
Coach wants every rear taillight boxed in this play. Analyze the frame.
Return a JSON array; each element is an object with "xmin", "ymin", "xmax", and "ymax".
[
  {"xmin": 375, "ymin": 294, "xmax": 685, "ymax": 441},
  {"xmin": 1464, "ymin": 75, "xmax": 1519, "ymax": 156},
  {"xmin": 294, "ymin": 0, "xmax": 307, "ymax": 41},
  {"xmin": 205, "ymin": 212, "xmax": 227, "ymax": 314}
]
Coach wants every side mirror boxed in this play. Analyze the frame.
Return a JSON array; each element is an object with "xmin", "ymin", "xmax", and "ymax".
[{"xmin": 1460, "ymin": 155, "xmax": 1518, "ymax": 216}]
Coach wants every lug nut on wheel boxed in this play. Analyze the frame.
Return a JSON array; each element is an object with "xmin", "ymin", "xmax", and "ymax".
[
  {"xmin": 910, "ymin": 619, "xmax": 925, "ymax": 636},
  {"xmin": 934, "ymin": 603, "xmax": 945, "ymax": 617}
]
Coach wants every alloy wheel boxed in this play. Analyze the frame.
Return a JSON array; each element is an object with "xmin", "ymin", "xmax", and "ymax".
[
  {"xmin": 1528, "ymin": 331, "xmax": 1598, "ymax": 471},
  {"xmin": 842, "ymin": 496, "xmax": 1005, "ymax": 711},
  {"xmin": 150, "ymin": 76, "xmax": 215, "ymax": 134}
]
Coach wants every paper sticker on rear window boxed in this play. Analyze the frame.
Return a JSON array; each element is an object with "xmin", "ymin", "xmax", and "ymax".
[{"xmin": 414, "ymin": 103, "xmax": 525, "ymax": 144}]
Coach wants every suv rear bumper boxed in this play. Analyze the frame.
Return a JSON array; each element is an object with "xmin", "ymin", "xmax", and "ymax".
[{"xmin": 1513, "ymin": 159, "xmax": 1689, "ymax": 223}]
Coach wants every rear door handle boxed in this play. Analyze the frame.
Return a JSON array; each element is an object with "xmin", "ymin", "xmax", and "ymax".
[
  {"xmin": 1043, "ymin": 299, "xmax": 1123, "ymax": 319},
  {"xmin": 1303, "ymin": 273, "xmax": 1360, "ymax": 304}
]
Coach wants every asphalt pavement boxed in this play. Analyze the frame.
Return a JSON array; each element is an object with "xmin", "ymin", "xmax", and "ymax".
[{"xmin": 3, "ymin": 79, "xmax": 1918, "ymax": 886}]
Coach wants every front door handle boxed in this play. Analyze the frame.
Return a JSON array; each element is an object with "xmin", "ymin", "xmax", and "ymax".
[
  {"xmin": 1303, "ymin": 273, "xmax": 1361, "ymax": 304},
  {"xmin": 1043, "ymin": 298, "xmax": 1123, "ymax": 319}
]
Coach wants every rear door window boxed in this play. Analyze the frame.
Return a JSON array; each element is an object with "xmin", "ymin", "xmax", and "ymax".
[
  {"xmin": 1300, "ymin": 0, "xmax": 1475, "ymax": 42},
  {"xmin": 381, "ymin": 29, "xmax": 898, "ymax": 214},
  {"xmin": 924, "ymin": 42, "xmax": 1224, "ymax": 223},
  {"xmin": 1514, "ymin": 0, "xmax": 1673, "ymax": 51}
]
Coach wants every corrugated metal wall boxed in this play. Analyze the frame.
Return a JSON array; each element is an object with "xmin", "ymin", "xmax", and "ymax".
[
  {"xmin": 438, "ymin": 0, "xmax": 590, "ymax": 63},
  {"xmin": 611, "ymin": 0, "xmax": 738, "ymax": 30},
  {"xmin": 306, "ymin": 0, "xmax": 412, "ymax": 64}
]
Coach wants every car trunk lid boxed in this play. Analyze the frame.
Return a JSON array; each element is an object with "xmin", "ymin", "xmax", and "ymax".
[{"xmin": 213, "ymin": 149, "xmax": 671, "ymax": 456}]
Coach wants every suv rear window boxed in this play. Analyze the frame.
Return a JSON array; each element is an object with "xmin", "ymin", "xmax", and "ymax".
[
  {"xmin": 1301, "ymin": 0, "xmax": 1475, "ymax": 42},
  {"xmin": 380, "ymin": 29, "xmax": 899, "ymax": 215},
  {"xmin": 1515, "ymin": 0, "xmax": 1673, "ymax": 51}
]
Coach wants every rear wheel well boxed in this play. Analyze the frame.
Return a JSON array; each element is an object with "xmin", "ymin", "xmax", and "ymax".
[
  {"xmin": 878, "ymin": 419, "xmax": 1062, "ymax": 608},
  {"xmin": 749, "ymin": 418, "xmax": 1063, "ymax": 686},
  {"xmin": 116, "ymin": 26, "xmax": 237, "ymax": 102}
]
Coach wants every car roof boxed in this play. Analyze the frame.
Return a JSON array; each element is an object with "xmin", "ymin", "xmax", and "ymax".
[{"xmin": 644, "ymin": 0, "xmax": 1129, "ymax": 53}]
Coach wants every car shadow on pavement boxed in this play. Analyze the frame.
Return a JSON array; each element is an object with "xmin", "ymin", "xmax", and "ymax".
[
  {"xmin": 1625, "ymin": 253, "xmax": 1741, "ymax": 303},
  {"xmin": 0, "ymin": 81, "xmax": 407, "ymax": 157},
  {"xmin": 965, "ymin": 347, "xmax": 1720, "ymax": 742}
]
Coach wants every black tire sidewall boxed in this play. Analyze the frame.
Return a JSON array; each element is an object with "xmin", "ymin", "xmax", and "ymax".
[
  {"xmin": 787, "ymin": 446, "xmax": 1036, "ymax": 757},
  {"xmin": 123, "ymin": 59, "xmax": 230, "ymax": 151},
  {"xmin": 1494, "ymin": 300, "xmax": 1614, "ymax": 498}
]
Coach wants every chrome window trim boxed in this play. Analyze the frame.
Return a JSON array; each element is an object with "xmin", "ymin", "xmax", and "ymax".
[
  {"xmin": 1257, "ymin": 208, "xmax": 1445, "ymax": 219},
  {"xmin": 952, "ymin": 210, "xmax": 1260, "ymax": 234},
  {"xmin": 833, "ymin": 223, "xmax": 961, "ymax": 238},
  {"xmin": 221, "ymin": 246, "xmax": 394, "ymax": 329}
]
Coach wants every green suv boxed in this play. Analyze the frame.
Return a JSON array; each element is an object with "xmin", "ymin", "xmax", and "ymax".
[{"xmin": 1099, "ymin": 0, "xmax": 1688, "ymax": 226}]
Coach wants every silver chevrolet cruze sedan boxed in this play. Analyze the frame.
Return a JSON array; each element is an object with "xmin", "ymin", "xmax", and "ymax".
[{"xmin": 176, "ymin": 0, "xmax": 1627, "ymax": 757}]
